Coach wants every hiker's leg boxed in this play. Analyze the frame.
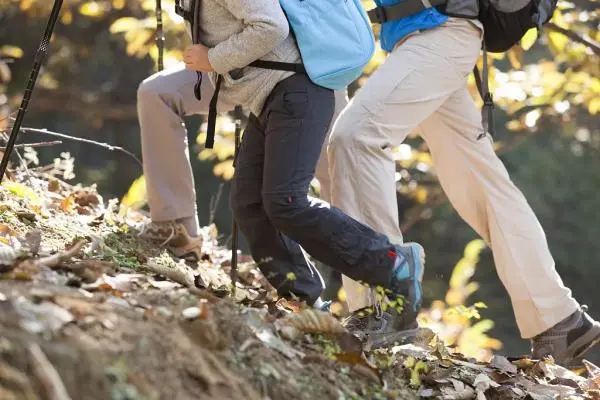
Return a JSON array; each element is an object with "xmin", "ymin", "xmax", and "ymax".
[
  {"xmin": 138, "ymin": 63, "xmax": 235, "ymax": 235},
  {"xmin": 328, "ymin": 18, "xmax": 480, "ymax": 311},
  {"xmin": 315, "ymin": 89, "xmax": 349, "ymax": 203},
  {"xmin": 419, "ymin": 87, "xmax": 579, "ymax": 339},
  {"xmin": 230, "ymin": 115, "xmax": 324, "ymax": 303},
  {"xmin": 259, "ymin": 74, "xmax": 403, "ymax": 288},
  {"xmin": 313, "ymin": 89, "xmax": 349, "ymax": 301}
]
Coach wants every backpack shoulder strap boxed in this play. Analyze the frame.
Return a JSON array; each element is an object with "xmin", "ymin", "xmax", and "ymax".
[{"xmin": 473, "ymin": 43, "xmax": 495, "ymax": 138}]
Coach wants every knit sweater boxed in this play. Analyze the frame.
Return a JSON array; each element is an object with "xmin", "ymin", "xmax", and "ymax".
[{"xmin": 200, "ymin": 0, "xmax": 301, "ymax": 115}]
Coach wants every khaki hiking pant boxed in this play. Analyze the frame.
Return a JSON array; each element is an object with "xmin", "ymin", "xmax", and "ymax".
[
  {"xmin": 328, "ymin": 18, "xmax": 579, "ymax": 338},
  {"xmin": 137, "ymin": 62, "xmax": 349, "ymax": 227}
]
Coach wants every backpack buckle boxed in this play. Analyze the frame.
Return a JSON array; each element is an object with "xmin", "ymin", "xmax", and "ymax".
[{"xmin": 483, "ymin": 93, "xmax": 494, "ymax": 108}]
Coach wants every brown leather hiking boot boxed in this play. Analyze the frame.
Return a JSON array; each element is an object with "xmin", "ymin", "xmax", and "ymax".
[{"xmin": 138, "ymin": 221, "xmax": 203, "ymax": 261}]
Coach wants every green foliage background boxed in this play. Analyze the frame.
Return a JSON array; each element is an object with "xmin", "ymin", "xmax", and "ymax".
[{"xmin": 1, "ymin": 0, "xmax": 599, "ymax": 361}]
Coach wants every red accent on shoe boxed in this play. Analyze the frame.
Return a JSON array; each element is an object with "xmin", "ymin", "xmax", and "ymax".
[{"xmin": 287, "ymin": 196, "xmax": 293, "ymax": 204}]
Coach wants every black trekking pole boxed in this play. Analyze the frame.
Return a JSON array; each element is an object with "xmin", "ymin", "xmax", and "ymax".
[
  {"xmin": 230, "ymin": 105, "xmax": 243, "ymax": 295},
  {"xmin": 0, "ymin": 0, "xmax": 64, "ymax": 184},
  {"xmin": 155, "ymin": 0, "xmax": 165, "ymax": 72}
]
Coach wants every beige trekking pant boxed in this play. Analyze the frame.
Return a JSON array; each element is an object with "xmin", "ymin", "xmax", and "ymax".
[
  {"xmin": 328, "ymin": 18, "xmax": 579, "ymax": 338},
  {"xmin": 137, "ymin": 62, "xmax": 348, "ymax": 232}
]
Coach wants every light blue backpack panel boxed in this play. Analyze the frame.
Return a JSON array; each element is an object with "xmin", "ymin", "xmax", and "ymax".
[{"xmin": 280, "ymin": 0, "xmax": 376, "ymax": 90}]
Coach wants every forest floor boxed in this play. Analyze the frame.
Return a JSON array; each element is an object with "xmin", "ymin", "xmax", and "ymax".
[{"xmin": 0, "ymin": 168, "xmax": 598, "ymax": 400}]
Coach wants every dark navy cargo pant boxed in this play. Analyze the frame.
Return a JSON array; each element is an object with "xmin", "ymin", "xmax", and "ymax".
[{"xmin": 230, "ymin": 74, "xmax": 399, "ymax": 304}]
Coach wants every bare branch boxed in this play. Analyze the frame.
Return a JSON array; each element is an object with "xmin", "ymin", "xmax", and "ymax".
[
  {"xmin": 0, "ymin": 140, "xmax": 62, "ymax": 150},
  {"xmin": 14, "ymin": 126, "xmax": 143, "ymax": 167},
  {"xmin": 546, "ymin": 22, "xmax": 600, "ymax": 55}
]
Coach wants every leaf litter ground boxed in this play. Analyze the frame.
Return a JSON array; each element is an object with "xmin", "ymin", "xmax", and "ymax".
[{"xmin": 0, "ymin": 170, "xmax": 598, "ymax": 400}]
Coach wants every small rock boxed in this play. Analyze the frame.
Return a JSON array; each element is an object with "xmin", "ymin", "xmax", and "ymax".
[
  {"xmin": 23, "ymin": 230, "xmax": 42, "ymax": 255},
  {"xmin": 156, "ymin": 307, "xmax": 173, "ymax": 319},
  {"xmin": 102, "ymin": 319, "xmax": 116, "ymax": 330},
  {"xmin": 182, "ymin": 307, "xmax": 202, "ymax": 320},
  {"xmin": 30, "ymin": 289, "xmax": 54, "ymax": 303},
  {"xmin": 418, "ymin": 388, "xmax": 435, "ymax": 398},
  {"xmin": 0, "ymin": 245, "xmax": 17, "ymax": 267}
]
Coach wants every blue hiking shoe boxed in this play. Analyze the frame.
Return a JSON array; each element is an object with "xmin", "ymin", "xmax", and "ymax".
[
  {"xmin": 342, "ymin": 242, "xmax": 425, "ymax": 342},
  {"xmin": 388, "ymin": 242, "xmax": 426, "ymax": 319}
]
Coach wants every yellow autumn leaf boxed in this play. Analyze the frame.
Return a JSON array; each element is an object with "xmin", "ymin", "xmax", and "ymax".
[
  {"xmin": 61, "ymin": 10, "xmax": 73, "ymax": 25},
  {"xmin": 113, "ymin": 0, "xmax": 126, "ymax": 10},
  {"xmin": 109, "ymin": 17, "xmax": 140, "ymax": 34},
  {"xmin": 589, "ymin": 97, "xmax": 600, "ymax": 115},
  {"xmin": 79, "ymin": 2, "xmax": 105, "ymax": 18},
  {"xmin": 60, "ymin": 195, "xmax": 75, "ymax": 213},
  {"xmin": 121, "ymin": 175, "xmax": 147, "ymax": 210},
  {"xmin": 2, "ymin": 180, "xmax": 39, "ymax": 202},
  {"xmin": 415, "ymin": 187, "xmax": 428, "ymax": 204},
  {"xmin": 0, "ymin": 45, "xmax": 23, "ymax": 59},
  {"xmin": 463, "ymin": 239, "xmax": 486, "ymax": 262},
  {"xmin": 520, "ymin": 28, "xmax": 538, "ymax": 51},
  {"xmin": 213, "ymin": 160, "xmax": 235, "ymax": 181},
  {"xmin": 126, "ymin": 29, "xmax": 154, "ymax": 57},
  {"xmin": 548, "ymin": 31, "xmax": 569, "ymax": 53},
  {"xmin": 337, "ymin": 287, "xmax": 347, "ymax": 302},
  {"xmin": 20, "ymin": 0, "xmax": 33, "ymax": 11}
]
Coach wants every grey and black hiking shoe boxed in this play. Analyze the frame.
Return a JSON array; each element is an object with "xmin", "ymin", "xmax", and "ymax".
[
  {"xmin": 342, "ymin": 242, "xmax": 425, "ymax": 342},
  {"xmin": 531, "ymin": 305, "xmax": 600, "ymax": 367},
  {"xmin": 342, "ymin": 305, "xmax": 419, "ymax": 342}
]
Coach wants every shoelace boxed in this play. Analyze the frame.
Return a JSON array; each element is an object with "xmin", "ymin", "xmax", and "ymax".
[
  {"xmin": 372, "ymin": 290, "xmax": 383, "ymax": 320},
  {"xmin": 138, "ymin": 223, "xmax": 177, "ymax": 247}
]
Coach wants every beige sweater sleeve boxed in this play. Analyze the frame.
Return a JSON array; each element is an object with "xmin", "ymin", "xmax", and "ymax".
[{"xmin": 207, "ymin": 0, "xmax": 290, "ymax": 74}]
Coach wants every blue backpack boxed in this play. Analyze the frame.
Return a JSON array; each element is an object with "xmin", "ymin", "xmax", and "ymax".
[
  {"xmin": 175, "ymin": 0, "xmax": 375, "ymax": 146},
  {"xmin": 176, "ymin": 0, "xmax": 375, "ymax": 90},
  {"xmin": 265, "ymin": 0, "xmax": 375, "ymax": 90}
]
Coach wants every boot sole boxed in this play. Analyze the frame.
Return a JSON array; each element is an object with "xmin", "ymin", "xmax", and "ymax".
[{"xmin": 566, "ymin": 321, "xmax": 600, "ymax": 367}]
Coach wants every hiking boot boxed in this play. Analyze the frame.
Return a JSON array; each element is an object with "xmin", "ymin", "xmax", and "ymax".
[
  {"xmin": 138, "ymin": 221, "xmax": 203, "ymax": 261},
  {"xmin": 342, "ymin": 305, "xmax": 419, "ymax": 341},
  {"xmin": 531, "ymin": 305, "xmax": 600, "ymax": 367},
  {"xmin": 342, "ymin": 242, "xmax": 425, "ymax": 340}
]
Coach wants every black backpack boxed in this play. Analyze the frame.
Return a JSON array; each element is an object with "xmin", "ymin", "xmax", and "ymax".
[{"xmin": 367, "ymin": 0, "xmax": 559, "ymax": 136}]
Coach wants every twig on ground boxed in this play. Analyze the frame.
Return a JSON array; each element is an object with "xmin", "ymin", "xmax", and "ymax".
[
  {"xmin": 0, "ymin": 141, "xmax": 62, "ymax": 150},
  {"xmin": 144, "ymin": 261, "xmax": 195, "ymax": 288},
  {"xmin": 36, "ymin": 240, "xmax": 86, "ymax": 268},
  {"xmin": 28, "ymin": 343, "xmax": 73, "ymax": 400}
]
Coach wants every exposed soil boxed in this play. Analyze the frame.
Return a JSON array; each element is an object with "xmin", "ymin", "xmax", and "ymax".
[{"xmin": 0, "ymin": 172, "xmax": 598, "ymax": 400}]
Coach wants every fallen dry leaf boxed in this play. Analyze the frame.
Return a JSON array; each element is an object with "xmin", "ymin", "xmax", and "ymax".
[
  {"xmin": 584, "ymin": 360, "xmax": 600, "ymax": 389},
  {"xmin": 490, "ymin": 355, "xmax": 518, "ymax": 375},
  {"xmin": 277, "ymin": 309, "xmax": 345, "ymax": 336},
  {"xmin": 59, "ymin": 195, "xmax": 75, "ymax": 213}
]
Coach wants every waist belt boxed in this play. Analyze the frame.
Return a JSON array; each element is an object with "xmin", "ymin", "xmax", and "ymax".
[
  {"xmin": 202, "ymin": 62, "xmax": 306, "ymax": 149},
  {"xmin": 367, "ymin": 0, "xmax": 447, "ymax": 24}
]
